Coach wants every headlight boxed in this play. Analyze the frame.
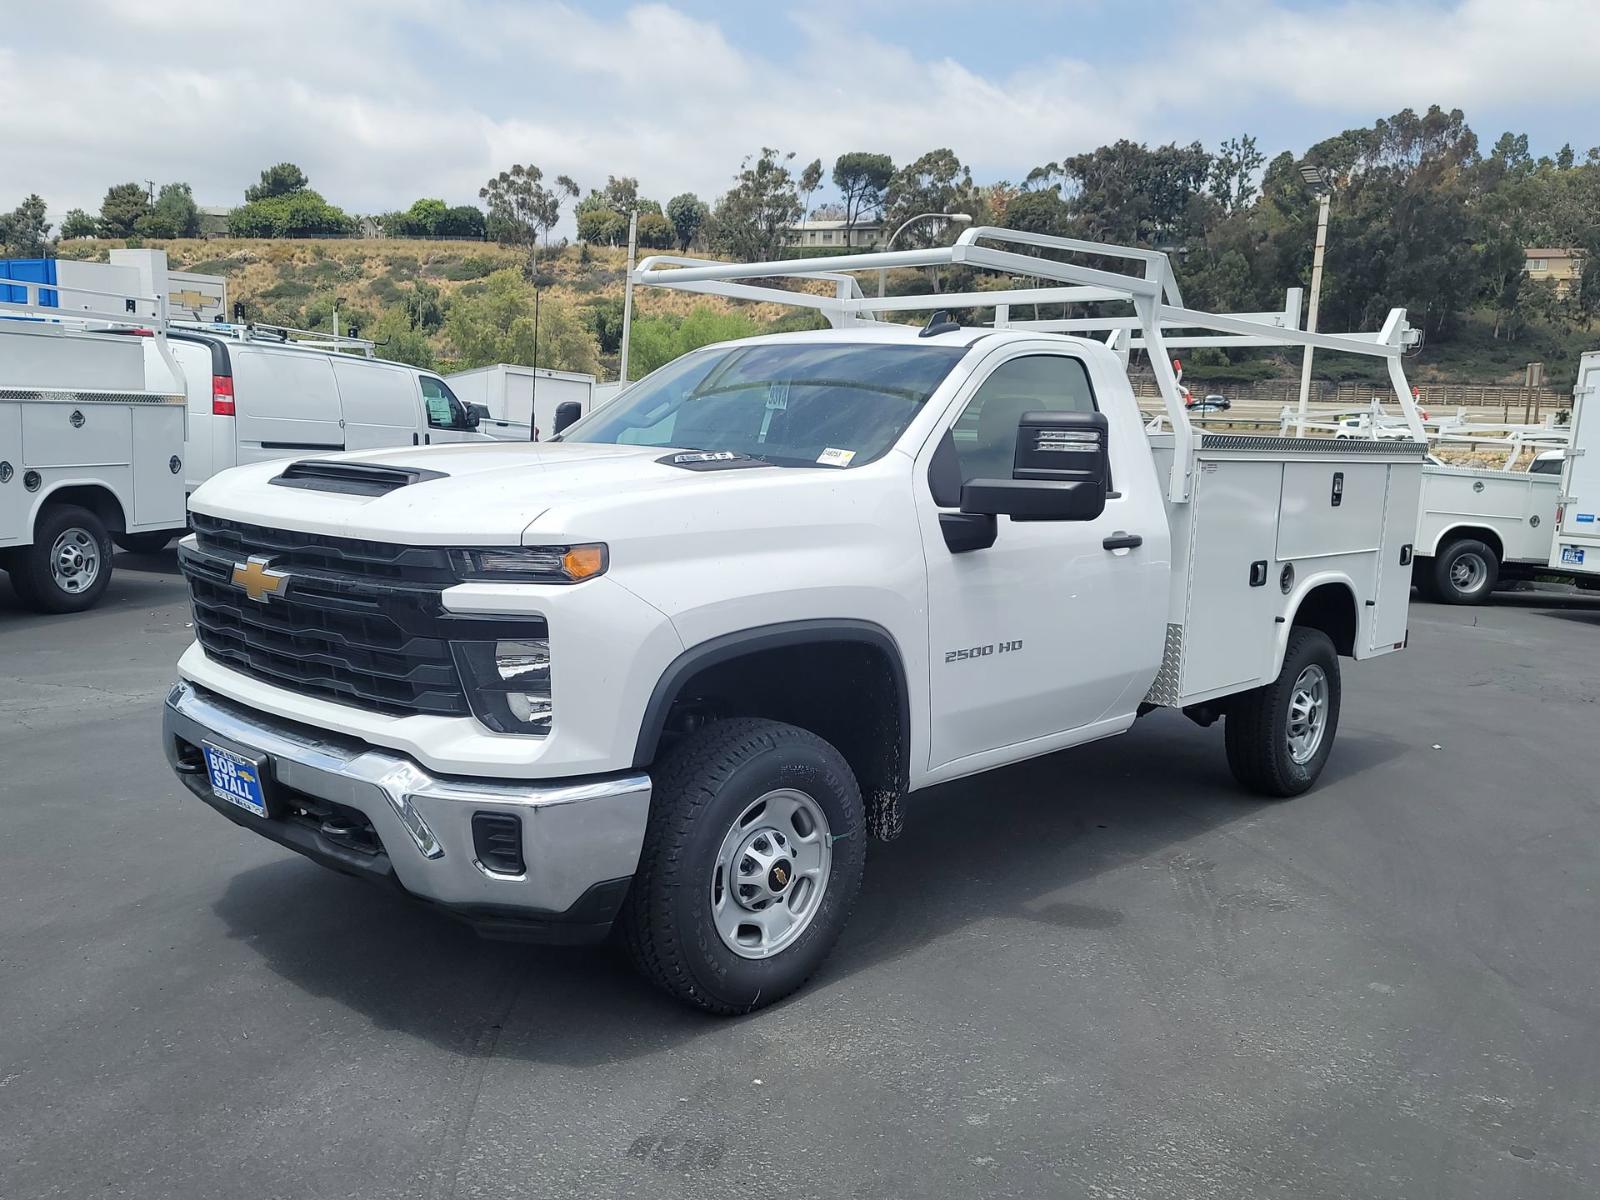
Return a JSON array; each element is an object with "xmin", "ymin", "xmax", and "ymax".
[
  {"xmin": 453, "ymin": 638, "xmax": 553, "ymax": 734},
  {"xmin": 451, "ymin": 544, "xmax": 607, "ymax": 583}
]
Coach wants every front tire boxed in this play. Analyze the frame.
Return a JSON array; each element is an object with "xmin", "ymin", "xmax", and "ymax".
[
  {"xmin": 1431, "ymin": 538, "xmax": 1499, "ymax": 605},
  {"xmin": 1224, "ymin": 628, "xmax": 1341, "ymax": 798},
  {"xmin": 621, "ymin": 718, "xmax": 866, "ymax": 1014},
  {"xmin": 9, "ymin": 505, "xmax": 113, "ymax": 613}
]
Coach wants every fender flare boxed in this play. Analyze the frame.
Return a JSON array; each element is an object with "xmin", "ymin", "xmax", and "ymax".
[
  {"xmin": 24, "ymin": 477, "xmax": 131, "ymax": 540},
  {"xmin": 1421, "ymin": 522, "xmax": 1504, "ymax": 561},
  {"xmin": 1273, "ymin": 571, "xmax": 1360, "ymax": 673},
  {"xmin": 630, "ymin": 618, "xmax": 911, "ymax": 772}
]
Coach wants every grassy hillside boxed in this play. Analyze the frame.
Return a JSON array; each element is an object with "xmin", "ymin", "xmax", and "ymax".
[{"xmin": 55, "ymin": 237, "xmax": 1594, "ymax": 387}]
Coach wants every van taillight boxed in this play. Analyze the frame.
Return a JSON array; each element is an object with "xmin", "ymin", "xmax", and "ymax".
[{"xmin": 212, "ymin": 375, "xmax": 235, "ymax": 416}]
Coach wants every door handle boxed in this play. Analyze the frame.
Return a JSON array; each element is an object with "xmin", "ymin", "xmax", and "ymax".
[{"xmin": 1102, "ymin": 532, "xmax": 1143, "ymax": 551}]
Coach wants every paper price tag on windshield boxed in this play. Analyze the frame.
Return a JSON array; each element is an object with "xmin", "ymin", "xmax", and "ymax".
[{"xmin": 816, "ymin": 447, "xmax": 856, "ymax": 467}]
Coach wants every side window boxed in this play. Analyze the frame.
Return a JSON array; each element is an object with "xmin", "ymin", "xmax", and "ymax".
[
  {"xmin": 420, "ymin": 376, "xmax": 463, "ymax": 429},
  {"xmin": 948, "ymin": 355, "xmax": 1096, "ymax": 486}
]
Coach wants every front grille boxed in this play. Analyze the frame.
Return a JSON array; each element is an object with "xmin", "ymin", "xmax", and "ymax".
[{"xmin": 180, "ymin": 518, "xmax": 542, "ymax": 718}]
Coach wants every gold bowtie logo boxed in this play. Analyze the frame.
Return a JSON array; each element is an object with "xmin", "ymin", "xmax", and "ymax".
[
  {"xmin": 771, "ymin": 865, "xmax": 788, "ymax": 888},
  {"xmin": 231, "ymin": 555, "xmax": 290, "ymax": 603}
]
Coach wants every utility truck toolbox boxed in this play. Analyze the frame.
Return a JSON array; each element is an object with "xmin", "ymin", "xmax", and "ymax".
[{"xmin": 162, "ymin": 228, "xmax": 1426, "ymax": 1013}]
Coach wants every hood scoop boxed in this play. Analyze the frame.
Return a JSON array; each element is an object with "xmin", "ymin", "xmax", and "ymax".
[{"xmin": 269, "ymin": 459, "xmax": 449, "ymax": 497}]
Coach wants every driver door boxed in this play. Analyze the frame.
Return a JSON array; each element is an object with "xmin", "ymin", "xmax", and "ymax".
[
  {"xmin": 419, "ymin": 375, "xmax": 485, "ymax": 443},
  {"xmin": 915, "ymin": 349, "xmax": 1167, "ymax": 775}
]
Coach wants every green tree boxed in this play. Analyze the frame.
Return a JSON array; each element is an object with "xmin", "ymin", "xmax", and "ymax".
[
  {"xmin": 798, "ymin": 157, "xmax": 823, "ymax": 220},
  {"xmin": 385, "ymin": 198, "xmax": 449, "ymax": 237},
  {"xmin": 636, "ymin": 211, "xmax": 675, "ymax": 250},
  {"xmin": 1000, "ymin": 188, "xmax": 1071, "ymax": 237},
  {"xmin": 99, "ymin": 182, "xmax": 151, "ymax": 238},
  {"xmin": 245, "ymin": 162, "xmax": 310, "ymax": 202},
  {"xmin": 666, "ymin": 192, "xmax": 708, "ymax": 250},
  {"xmin": 884, "ymin": 150, "xmax": 975, "ymax": 246},
  {"xmin": 585, "ymin": 296, "xmax": 626, "ymax": 354},
  {"xmin": 403, "ymin": 280, "xmax": 445, "ymax": 333},
  {"xmin": 136, "ymin": 182, "xmax": 201, "ymax": 238},
  {"xmin": 227, "ymin": 190, "xmax": 353, "ymax": 237},
  {"xmin": 437, "ymin": 205, "xmax": 485, "ymax": 238},
  {"xmin": 59, "ymin": 208, "xmax": 97, "ymax": 240},
  {"xmin": 832, "ymin": 152, "xmax": 895, "ymax": 233},
  {"xmin": 1209, "ymin": 135, "xmax": 1266, "ymax": 212},
  {"xmin": 443, "ymin": 268, "xmax": 599, "ymax": 373},
  {"xmin": 708, "ymin": 147, "xmax": 803, "ymax": 261},
  {"xmin": 1, "ymin": 195, "xmax": 52, "ymax": 255},
  {"xmin": 480, "ymin": 164, "xmax": 579, "ymax": 277},
  {"xmin": 627, "ymin": 306, "xmax": 760, "ymax": 375},
  {"xmin": 371, "ymin": 307, "xmax": 437, "ymax": 369},
  {"xmin": 576, "ymin": 204, "xmax": 628, "ymax": 245}
]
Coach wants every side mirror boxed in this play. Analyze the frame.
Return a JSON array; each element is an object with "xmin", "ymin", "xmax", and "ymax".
[
  {"xmin": 959, "ymin": 410, "xmax": 1109, "ymax": 522},
  {"xmin": 553, "ymin": 401, "xmax": 582, "ymax": 434},
  {"xmin": 465, "ymin": 402, "xmax": 490, "ymax": 428}
]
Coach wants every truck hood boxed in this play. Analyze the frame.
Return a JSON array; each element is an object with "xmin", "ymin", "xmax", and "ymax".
[{"xmin": 186, "ymin": 441, "xmax": 859, "ymax": 544}]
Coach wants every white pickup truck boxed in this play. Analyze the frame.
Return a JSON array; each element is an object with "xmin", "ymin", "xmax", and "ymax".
[{"xmin": 162, "ymin": 230, "xmax": 1426, "ymax": 1012}]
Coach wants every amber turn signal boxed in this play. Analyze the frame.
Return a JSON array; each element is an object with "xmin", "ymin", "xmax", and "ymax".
[{"xmin": 561, "ymin": 543, "xmax": 609, "ymax": 580}]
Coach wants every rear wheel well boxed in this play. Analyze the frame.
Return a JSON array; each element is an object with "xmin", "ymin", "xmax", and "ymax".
[
  {"xmin": 1291, "ymin": 582, "xmax": 1357, "ymax": 657},
  {"xmin": 1434, "ymin": 526, "xmax": 1503, "ymax": 563},
  {"xmin": 638, "ymin": 632, "xmax": 908, "ymax": 829},
  {"xmin": 37, "ymin": 485, "xmax": 127, "ymax": 535}
]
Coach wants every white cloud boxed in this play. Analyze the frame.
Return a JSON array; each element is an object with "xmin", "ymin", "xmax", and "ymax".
[{"xmin": 2, "ymin": 0, "xmax": 1597, "ymax": 231}]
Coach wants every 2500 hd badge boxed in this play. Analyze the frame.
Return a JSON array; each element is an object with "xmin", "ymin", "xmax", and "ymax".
[{"xmin": 945, "ymin": 639, "xmax": 1024, "ymax": 663}]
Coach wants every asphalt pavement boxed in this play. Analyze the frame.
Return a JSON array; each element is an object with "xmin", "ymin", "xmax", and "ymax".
[{"xmin": 2, "ymin": 554, "xmax": 1598, "ymax": 1199}]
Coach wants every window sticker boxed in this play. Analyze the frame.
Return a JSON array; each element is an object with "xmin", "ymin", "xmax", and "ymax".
[{"xmin": 816, "ymin": 447, "xmax": 856, "ymax": 467}]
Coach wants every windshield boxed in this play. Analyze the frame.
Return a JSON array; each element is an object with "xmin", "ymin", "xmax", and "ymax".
[{"xmin": 561, "ymin": 341, "xmax": 968, "ymax": 467}]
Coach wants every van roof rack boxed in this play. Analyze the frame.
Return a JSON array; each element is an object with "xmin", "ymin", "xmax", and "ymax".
[
  {"xmin": 632, "ymin": 226, "xmax": 1426, "ymax": 501},
  {"xmin": 170, "ymin": 318, "xmax": 375, "ymax": 357}
]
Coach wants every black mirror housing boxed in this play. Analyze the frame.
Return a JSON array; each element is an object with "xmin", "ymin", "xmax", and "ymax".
[
  {"xmin": 553, "ymin": 401, "xmax": 582, "ymax": 435},
  {"xmin": 957, "ymin": 410, "xmax": 1109, "ymax": 522}
]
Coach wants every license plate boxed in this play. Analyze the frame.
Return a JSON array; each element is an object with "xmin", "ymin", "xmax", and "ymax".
[
  {"xmin": 203, "ymin": 742, "xmax": 270, "ymax": 818},
  {"xmin": 1561, "ymin": 546, "xmax": 1586, "ymax": 566}
]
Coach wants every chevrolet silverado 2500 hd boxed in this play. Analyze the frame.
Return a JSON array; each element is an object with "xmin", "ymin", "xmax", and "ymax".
[{"xmin": 163, "ymin": 230, "xmax": 1427, "ymax": 1013}]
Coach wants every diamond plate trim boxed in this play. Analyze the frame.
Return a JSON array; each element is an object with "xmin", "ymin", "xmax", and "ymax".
[
  {"xmin": 1198, "ymin": 433, "xmax": 1428, "ymax": 456},
  {"xmin": 0, "ymin": 388, "xmax": 185, "ymax": 406},
  {"xmin": 1144, "ymin": 622, "xmax": 1185, "ymax": 707}
]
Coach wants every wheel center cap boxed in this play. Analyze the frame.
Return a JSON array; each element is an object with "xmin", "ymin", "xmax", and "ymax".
[{"xmin": 767, "ymin": 859, "xmax": 793, "ymax": 893}]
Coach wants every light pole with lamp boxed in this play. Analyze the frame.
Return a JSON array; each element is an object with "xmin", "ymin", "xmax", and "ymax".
[
  {"xmin": 1295, "ymin": 164, "xmax": 1332, "ymax": 436},
  {"xmin": 878, "ymin": 211, "xmax": 973, "ymax": 300}
]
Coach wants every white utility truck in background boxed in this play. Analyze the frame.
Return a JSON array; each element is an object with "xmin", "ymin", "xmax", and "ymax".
[
  {"xmin": 162, "ymin": 228, "xmax": 1427, "ymax": 1013},
  {"xmin": 445, "ymin": 362, "xmax": 595, "ymax": 441},
  {"xmin": 1550, "ymin": 350, "xmax": 1600, "ymax": 581},
  {"xmin": 0, "ymin": 280, "xmax": 188, "ymax": 611}
]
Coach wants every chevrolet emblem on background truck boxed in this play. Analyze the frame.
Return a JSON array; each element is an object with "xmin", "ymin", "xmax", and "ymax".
[{"xmin": 231, "ymin": 556, "xmax": 290, "ymax": 602}]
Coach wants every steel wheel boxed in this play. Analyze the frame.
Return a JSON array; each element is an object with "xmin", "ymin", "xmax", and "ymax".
[
  {"xmin": 710, "ymin": 787, "xmax": 833, "ymax": 960},
  {"xmin": 1286, "ymin": 664, "xmax": 1329, "ymax": 764},
  {"xmin": 1449, "ymin": 551, "xmax": 1487, "ymax": 594},
  {"xmin": 51, "ymin": 526, "xmax": 101, "ymax": 594}
]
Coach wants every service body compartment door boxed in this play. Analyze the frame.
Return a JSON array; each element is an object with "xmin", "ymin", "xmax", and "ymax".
[
  {"xmin": 1276, "ymin": 462, "xmax": 1388, "ymax": 559},
  {"xmin": 0, "ymin": 404, "xmax": 24, "ymax": 545},
  {"xmin": 128, "ymin": 404, "xmax": 187, "ymax": 529},
  {"xmin": 21, "ymin": 401, "xmax": 131, "ymax": 468},
  {"xmin": 1179, "ymin": 459, "xmax": 1284, "ymax": 696},
  {"xmin": 1370, "ymin": 461, "xmax": 1422, "ymax": 651}
]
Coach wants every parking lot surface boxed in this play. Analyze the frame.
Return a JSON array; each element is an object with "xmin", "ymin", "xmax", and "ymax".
[{"xmin": 2, "ymin": 553, "xmax": 1598, "ymax": 1200}]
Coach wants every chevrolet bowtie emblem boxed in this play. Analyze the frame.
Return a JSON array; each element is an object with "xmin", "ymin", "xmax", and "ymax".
[{"xmin": 231, "ymin": 555, "xmax": 290, "ymax": 603}]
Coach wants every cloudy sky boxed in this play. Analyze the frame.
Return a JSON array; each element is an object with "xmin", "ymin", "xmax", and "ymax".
[{"xmin": 4, "ymin": 0, "xmax": 1598, "ymax": 229}]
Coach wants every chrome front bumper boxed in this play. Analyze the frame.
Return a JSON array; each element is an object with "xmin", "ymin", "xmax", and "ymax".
[{"xmin": 163, "ymin": 680, "xmax": 652, "ymax": 940}]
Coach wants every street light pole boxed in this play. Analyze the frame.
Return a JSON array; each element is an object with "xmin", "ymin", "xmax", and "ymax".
[
  {"xmin": 1295, "ymin": 167, "xmax": 1332, "ymax": 437},
  {"xmin": 877, "ymin": 212, "xmax": 973, "ymax": 300},
  {"xmin": 618, "ymin": 209, "xmax": 639, "ymax": 385}
]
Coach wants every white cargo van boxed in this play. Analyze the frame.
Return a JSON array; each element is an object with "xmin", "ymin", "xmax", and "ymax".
[{"xmin": 119, "ymin": 330, "xmax": 490, "ymax": 549}]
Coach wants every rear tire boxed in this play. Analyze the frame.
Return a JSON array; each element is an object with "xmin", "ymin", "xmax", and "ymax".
[
  {"xmin": 1224, "ymin": 628, "xmax": 1341, "ymax": 798},
  {"xmin": 113, "ymin": 530, "xmax": 175, "ymax": 555},
  {"xmin": 1431, "ymin": 538, "xmax": 1498, "ymax": 605},
  {"xmin": 621, "ymin": 717, "xmax": 866, "ymax": 1014},
  {"xmin": 9, "ymin": 505, "xmax": 113, "ymax": 614}
]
